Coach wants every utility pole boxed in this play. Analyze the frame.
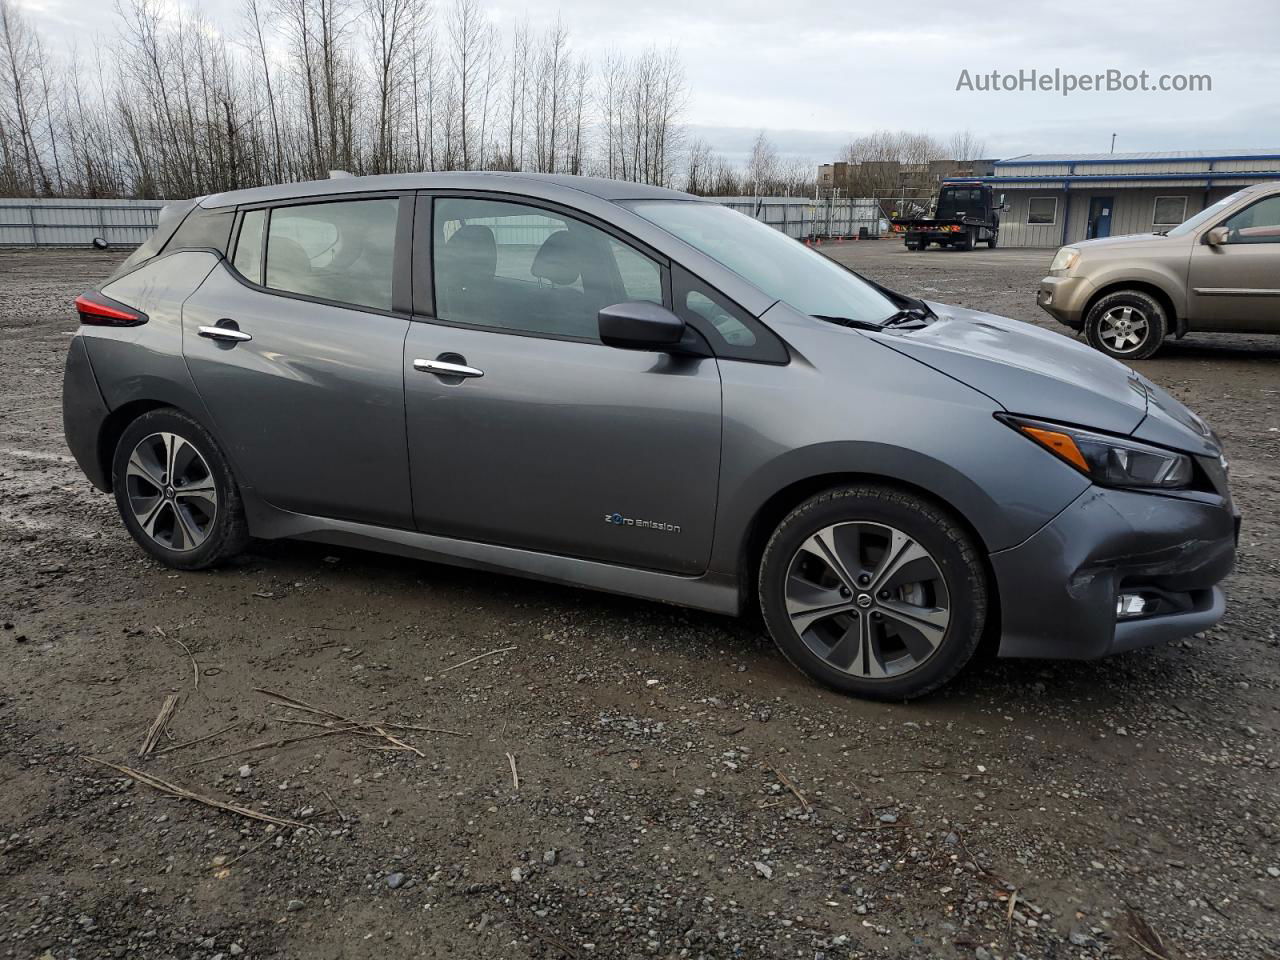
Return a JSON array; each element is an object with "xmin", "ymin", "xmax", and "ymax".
[{"xmin": 1110, "ymin": 133, "xmax": 1117, "ymax": 154}]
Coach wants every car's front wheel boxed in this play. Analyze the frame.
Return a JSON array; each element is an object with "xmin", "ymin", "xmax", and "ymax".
[
  {"xmin": 1084, "ymin": 290, "xmax": 1167, "ymax": 360},
  {"xmin": 758, "ymin": 485, "xmax": 988, "ymax": 700},
  {"xmin": 112, "ymin": 408, "xmax": 249, "ymax": 570}
]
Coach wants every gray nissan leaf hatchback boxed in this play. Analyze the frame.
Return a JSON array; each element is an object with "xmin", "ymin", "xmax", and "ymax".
[{"xmin": 62, "ymin": 173, "xmax": 1238, "ymax": 700}]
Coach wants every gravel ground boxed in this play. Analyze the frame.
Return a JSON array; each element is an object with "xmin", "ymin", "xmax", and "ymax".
[{"xmin": 0, "ymin": 243, "xmax": 1277, "ymax": 960}]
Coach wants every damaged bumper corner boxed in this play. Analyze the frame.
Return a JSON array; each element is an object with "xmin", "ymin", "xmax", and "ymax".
[{"xmin": 990, "ymin": 484, "xmax": 1237, "ymax": 660}]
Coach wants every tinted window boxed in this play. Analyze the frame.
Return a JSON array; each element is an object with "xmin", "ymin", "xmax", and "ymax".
[
  {"xmin": 165, "ymin": 208, "xmax": 234, "ymax": 254},
  {"xmin": 233, "ymin": 209, "xmax": 265, "ymax": 283},
  {"xmin": 1223, "ymin": 195, "xmax": 1280, "ymax": 244},
  {"xmin": 265, "ymin": 199, "xmax": 399, "ymax": 310},
  {"xmin": 433, "ymin": 198, "xmax": 662, "ymax": 340}
]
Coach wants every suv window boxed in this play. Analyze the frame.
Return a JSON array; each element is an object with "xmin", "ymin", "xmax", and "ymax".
[
  {"xmin": 1222, "ymin": 195, "xmax": 1280, "ymax": 244},
  {"xmin": 433, "ymin": 197, "xmax": 662, "ymax": 340},
  {"xmin": 264, "ymin": 198, "xmax": 399, "ymax": 310}
]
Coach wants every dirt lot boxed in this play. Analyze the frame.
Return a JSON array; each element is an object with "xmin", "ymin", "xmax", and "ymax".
[{"xmin": 1, "ymin": 243, "xmax": 1277, "ymax": 960}]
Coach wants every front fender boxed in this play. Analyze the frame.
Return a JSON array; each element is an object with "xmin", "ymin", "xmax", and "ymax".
[{"xmin": 706, "ymin": 317, "xmax": 1092, "ymax": 576}]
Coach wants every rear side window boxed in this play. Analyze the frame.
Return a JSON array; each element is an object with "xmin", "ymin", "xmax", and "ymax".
[
  {"xmin": 164, "ymin": 208, "xmax": 234, "ymax": 254},
  {"xmin": 264, "ymin": 199, "xmax": 399, "ymax": 311},
  {"xmin": 233, "ymin": 209, "xmax": 266, "ymax": 283}
]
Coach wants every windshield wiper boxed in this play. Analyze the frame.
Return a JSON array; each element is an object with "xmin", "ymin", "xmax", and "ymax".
[
  {"xmin": 878, "ymin": 308, "xmax": 933, "ymax": 329},
  {"xmin": 811, "ymin": 314, "xmax": 885, "ymax": 331}
]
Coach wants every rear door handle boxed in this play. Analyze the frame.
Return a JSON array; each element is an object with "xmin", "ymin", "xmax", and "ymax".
[
  {"xmin": 413, "ymin": 358, "xmax": 484, "ymax": 379},
  {"xmin": 198, "ymin": 324, "xmax": 252, "ymax": 343}
]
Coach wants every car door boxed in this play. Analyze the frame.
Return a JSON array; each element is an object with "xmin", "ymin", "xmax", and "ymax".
[
  {"xmin": 402, "ymin": 194, "xmax": 722, "ymax": 575},
  {"xmin": 1187, "ymin": 192, "xmax": 1280, "ymax": 331},
  {"xmin": 183, "ymin": 193, "xmax": 415, "ymax": 528}
]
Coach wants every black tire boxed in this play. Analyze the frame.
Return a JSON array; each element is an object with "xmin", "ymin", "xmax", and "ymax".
[
  {"xmin": 985, "ymin": 231, "xmax": 998, "ymax": 248},
  {"xmin": 955, "ymin": 227, "xmax": 974, "ymax": 251},
  {"xmin": 111, "ymin": 407, "xmax": 249, "ymax": 570},
  {"xmin": 1084, "ymin": 289, "xmax": 1167, "ymax": 360},
  {"xmin": 758, "ymin": 485, "xmax": 987, "ymax": 701}
]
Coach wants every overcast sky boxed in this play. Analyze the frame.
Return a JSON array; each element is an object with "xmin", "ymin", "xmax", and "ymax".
[{"xmin": 19, "ymin": 0, "xmax": 1280, "ymax": 163}]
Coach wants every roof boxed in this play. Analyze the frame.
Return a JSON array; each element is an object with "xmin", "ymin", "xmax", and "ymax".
[
  {"xmin": 201, "ymin": 171, "xmax": 697, "ymax": 209},
  {"xmin": 997, "ymin": 149, "xmax": 1280, "ymax": 165}
]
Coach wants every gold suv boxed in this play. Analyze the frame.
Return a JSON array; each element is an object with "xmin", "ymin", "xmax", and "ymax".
[{"xmin": 1038, "ymin": 182, "xmax": 1280, "ymax": 359}]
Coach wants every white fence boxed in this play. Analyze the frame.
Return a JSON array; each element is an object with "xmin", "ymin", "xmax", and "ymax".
[
  {"xmin": 0, "ymin": 198, "xmax": 163, "ymax": 247},
  {"xmin": 0, "ymin": 195, "xmax": 893, "ymax": 248}
]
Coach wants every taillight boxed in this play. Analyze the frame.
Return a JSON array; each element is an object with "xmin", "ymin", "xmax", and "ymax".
[{"xmin": 74, "ymin": 292, "xmax": 148, "ymax": 327}]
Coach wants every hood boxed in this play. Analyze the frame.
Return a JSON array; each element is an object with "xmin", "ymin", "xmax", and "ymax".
[
  {"xmin": 871, "ymin": 302, "xmax": 1150, "ymax": 436},
  {"xmin": 1075, "ymin": 232, "xmax": 1175, "ymax": 254}
]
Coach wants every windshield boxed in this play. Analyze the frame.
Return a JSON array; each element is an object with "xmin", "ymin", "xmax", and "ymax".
[
  {"xmin": 1165, "ymin": 189, "xmax": 1250, "ymax": 237},
  {"xmin": 623, "ymin": 200, "xmax": 899, "ymax": 325}
]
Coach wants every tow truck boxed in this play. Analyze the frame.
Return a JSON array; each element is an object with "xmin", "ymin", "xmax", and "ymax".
[{"xmin": 890, "ymin": 182, "xmax": 1003, "ymax": 251}]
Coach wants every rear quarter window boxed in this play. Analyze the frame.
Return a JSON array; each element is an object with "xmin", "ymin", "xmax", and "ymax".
[{"xmin": 163, "ymin": 208, "xmax": 235, "ymax": 255}]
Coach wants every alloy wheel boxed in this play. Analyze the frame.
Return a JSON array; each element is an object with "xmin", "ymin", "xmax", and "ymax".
[
  {"xmin": 1097, "ymin": 305, "xmax": 1149, "ymax": 354},
  {"xmin": 124, "ymin": 432, "xmax": 218, "ymax": 552},
  {"xmin": 783, "ymin": 521, "xmax": 951, "ymax": 679}
]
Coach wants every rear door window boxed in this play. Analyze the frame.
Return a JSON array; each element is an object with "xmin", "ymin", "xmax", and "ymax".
[{"xmin": 263, "ymin": 198, "xmax": 400, "ymax": 311}]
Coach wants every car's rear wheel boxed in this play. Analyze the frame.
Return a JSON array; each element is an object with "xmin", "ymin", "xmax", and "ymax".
[
  {"xmin": 1084, "ymin": 289, "xmax": 1167, "ymax": 360},
  {"xmin": 955, "ymin": 228, "xmax": 974, "ymax": 251},
  {"xmin": 112, "ymin": 408, "xmax": 248, "ymax": 570},
  {"xmin": 986, "ymin": 231, "xmax": 998, "ymax": 248},
  {"xmin": 758, "ymin": 485, "xmax": 987, "ymax": 701}
]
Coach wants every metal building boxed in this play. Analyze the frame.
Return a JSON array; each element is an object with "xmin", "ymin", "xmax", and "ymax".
[{"xmin": 946, "ymin": 149, "xmax": 1280, "ymax": 248}]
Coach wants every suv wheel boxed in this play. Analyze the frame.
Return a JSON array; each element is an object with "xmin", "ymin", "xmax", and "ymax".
[
  {"xmin": 1084, "ymin": 290, "xmax": 1167, "ymax": 360},
  {"xmin": 112, "ymin": 408, "xmax": 249, "ymax": 570},
  {"xmin": 758, "ymin": 485, "xmax": 988, "ymax": 701}
]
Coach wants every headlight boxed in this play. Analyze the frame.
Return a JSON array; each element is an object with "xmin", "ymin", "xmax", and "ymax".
[
  {"xmin": 1000, "ymin": 415, "xmax": 1194, "ymax": 488},
  {"xmin": 1049, "ymin": 246, "xmax": 1080, "ymax": 273}
]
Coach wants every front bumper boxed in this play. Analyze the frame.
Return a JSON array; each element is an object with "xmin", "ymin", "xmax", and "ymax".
[
  {"xmin": 1036, "ymin": 274, "xmax": 1094, "ymax": 328},
  {"xmin": 990, "ymin": 485, "xmax": 1236, "ymax": 659}
]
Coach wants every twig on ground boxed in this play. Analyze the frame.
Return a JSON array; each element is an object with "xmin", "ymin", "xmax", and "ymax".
[
  {"xmin": 439, "ymin": 645, "xmax": 517, "ymax": 674},
  {"xmin": 83, "ymin": 756, "xmax": 307, "ymax": 829},
  {"xmin": 769, "ymin": 766, "xmax": 812, "ymax": 813},
  {"xmin": 185, "ymin": 725, "xmax": 365, "ymax": 766},
  {"xmin": 155, "ymin": 722, "xmax": 240, "ymax": 757},
  {"xmin": 1125, "ymin": 911, "xmax": 1173, "ymax": 960},
  {"xmin": 222, "ymin": 833, "xmax": 279, "ymax": 868},
  {"xmin": 157, "ymin": 627, "xmax": 200, "ymax": 692},
  {"xmin": 322, "ymin": 789, "xmax": 344, "ymax": 822},
  {"xmin": 138, "ymin": 695, "xmax": 179, "ymax": 758},
  {"xmin": 506, "ymin": 752, "xmax": 519, "ymax": 791},
  {"xmin": 255, "ymin": 687, "xmax": 435, "ymax": 757}
]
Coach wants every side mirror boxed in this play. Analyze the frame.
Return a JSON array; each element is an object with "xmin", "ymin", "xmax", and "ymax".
[
  {"xmin": 599, "ymin": 301, "xmax": 687, "ymax": 351},
  {"xmin": 1204, "ymin": 226, "xmax": 1230, "ymax": 246}
]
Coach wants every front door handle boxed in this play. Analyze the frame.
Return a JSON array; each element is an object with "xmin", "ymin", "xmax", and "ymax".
[
  {"xmin": 413, "ymin": 358, "xmax": 484, "ymax": 379},
  {"xmin": 198, "ymin": 323, "xmax": 252, "ymax": 343}
]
